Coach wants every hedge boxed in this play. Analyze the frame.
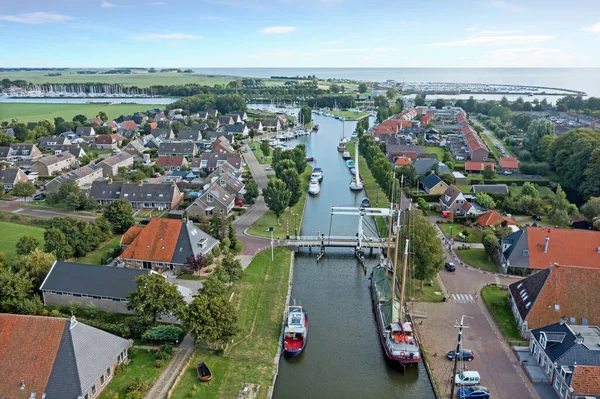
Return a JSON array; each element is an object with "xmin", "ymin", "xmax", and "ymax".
[
  {"xmin": 411, "ymin": 194, "xmax": 442, "ymax": 202},
  {"xmin": 468, "ymin": 179, "xmax": 550, "ymax": 186}
]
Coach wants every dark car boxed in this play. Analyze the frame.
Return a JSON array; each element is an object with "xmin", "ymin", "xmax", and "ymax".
[
  {"xmin": 445, "ymin": 262, "xmax": 456, "ymax": 272},
  {"xmin": 139, "ymin": 219, "xmax": 151, "ymax": 225},
  {"xmin": 447, "ymin": 349, "xmax": 474, "ymax": 361},
  {"xmin": 457, "ymin": 386, "xmax": 490, "ymax": 398},
  {"xmin": 33, "ymin": 193, "xmax": 46, "ymax": 201},
  {"xmin": 151, "ymin": 173, "xmax": 161, "ymax": 178}
]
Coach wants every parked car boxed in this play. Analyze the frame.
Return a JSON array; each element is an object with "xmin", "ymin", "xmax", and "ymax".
[
  {"xmin": 532, "ymin": 214, "xmax": 542, "ymax": 221},
  {"xmin": 151, "ymin": 173, "xmax": 161, "ymax": 178},
  {"xmin": 457, "ymin": 386, "xmax": 490, "ymax": 398},
  {"xmin": 33, "ymin": 193, "xmax": 46, "ymax": 201},
  {"xmin": 455, "ymin": 371, "xmax": 480, "ymax": 386},
  {"xmin": 502, "ymin": 170, "xmax": 512, "ymax": 175},
  {"xmin": 447, "ymin": 349, "xmax": 474, "ymax": 361},
  {"xmin": 235, "ymin": 199, "xmax": 244, "ymax": 207},
  {"xmin": 445, "ymin": 262, "xmax": 456, "ymax": 272}
]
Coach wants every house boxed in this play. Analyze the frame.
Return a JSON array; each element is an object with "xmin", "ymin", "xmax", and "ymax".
[
  {"xmin": 225, "ymin": 114, "xmax": 242, "ymax": 124},
  {"xmin": 225, "ymin": 124, "xmax": 249, "ymax": 136},
  {"xmin": 30, "ymin": 152, "xmax": 77, "ymax": 176},
  {"xmin": 118, "ymin": 218, "xmax": 219, "ymax": 271},
  {"xmin": 90, "ymin": 181, "xmax": 184, "ymax": 210},
  {"xmin": 206, "ymin": 108, "xmax": 218, "ymax": 118},
  {"xmin": 150, "ymin": 128, "xmax": 175, "ymax": 140},
  {"xmin": 477, "ymin": 210, "xmax": 517, "ymax": 227},
  {"xmin": 420, "ymin": 173, "xmax": 448, "ymax": 195},
  {"xmin": 26, "ymin": 122, "xmax": 38, "ymax": 130},
  {"xmin": 461, "ymin": 124, "xmax": 489, "ymax": 161},
  {"xmin": 387, "ymin": 143, "xmax": 425, "ymax": 162},
  {"xmin": 103, "ymin": 120, "xmax": 119, "ymax": 131},
  {"xmin": 470, "ymin": 184, "xmax": 509, "ymax": 195},
  {"xmin": 246, "ymin": 120, "xmax": 263, "ymax": 132},
  {"xmin": 158, "ymin": 142, "xmax": 198, "ymax": 157},
  {"xmin": 156, "ymin": 155, "xmax": 189, "ymax": 171},
  {"xmin": 89, "ymin": 117, "xmax": 103, "ymax": 125},
  {"xmin": 49, "ymin": 144, "xmax": 86, "ymax": 159},
  {"xmin": 40, "ymin": 261, "xmax": 150, "ymax": 314},
  {"xmin": 218, "ymin": 115, "xmax": 234, "ymax": 126},
  {"xmin": 394, "ymin": 157, "xmax": 412, "ymax": 167},
  {"xmin": 439, "ymin": 184, "xmax": 475, "ymax": 216},
  {"xmin": 99, "ymin": 152, "xmax": 134, "ymax": 177},
  {"xmin": 227, "ymin": 111, "xmax": 247, "ymax": 122},
  {"xmin": 204, "ymin": 131, "xmax": 235, "ymax": 143},
  {"xmin": 500, "ymin": 157, "xmax": 519, "ymax": 172},
  {"xmin": 38, "ymin": 136, "xmax": 70, "ymax": 149},
  {"xmin": 45, "ymin": 163, "xmax": 103, "ymax": 193},
  {"xmin": 0, "ymin": 313, "xmax": 130, "ymax": 399},
  {"xmin": 263, "ymin": 118, "xmax": 281, "ymax": 132},
  {"xmin": 202, "ymin": 169, "xmax": 245, "ymax": 199},
  {"xmin": 10, "ymin": 144, "xmax": 42, "ymax": 162},
  {"xmin": 186, "ymin": 182, "xmax": 235, "ymax": 218},
  {"xmin": 95, "ymin": 134, "xmax": 117, "ymax": 150},
  {"xmin": 212, "ymin": 136, "xmax": 236, "ymax": 155},
  {"xmin": 116, "ymin": 127, "xmax": 137, "ymax": 139},
  {"xmin": 498, "ymin": 226, "xmax": 600, "ymax": 272},
  {"xmin": 465, "ymin": 161, "xmax": 496, "ymax": 173},
  {"xmin": 177, "ymin": 129, "xmax": 202, "ymax": 142},
  {"xmin": 413, "ymin": 158, "xmax": 440, "ymax": 176},
  {"xmin": 110, "ymin": 134, "xmax": 126, "ymax": 147},
  {"xmin": 0, "ymin": 166, "xmax": 28, "ymax": 190},
  {"xmin": 119, "ymin": 120, "xmax": 138, "ymax": 130},
  {"xmin": 75, "ymin": 126, "xmax": 96, "ymax": 137},
  {"xmin": 3, "ymin": 127, "xmax": 15, "ymax": 137},
  {"xmin": 191, "ymin": 122, "xmax": 208, "ymax": 131},
  {"xmin": 528, "ymin": 319, "xmax": 600, "ymax": 398},
  {"xmin": 122, "ymin": 139, "xmax": 146, "ymax": 158},
  {"xmin": 0, "ymin": 147, "xmax": 14, "ymax": 162},
  {"xmin": 194, "ymin": 153, "xmax": 243, "ymax": 173},
  {"xmin": 142, "ymin": 134, "xmax": 163, "ymax": 149}
]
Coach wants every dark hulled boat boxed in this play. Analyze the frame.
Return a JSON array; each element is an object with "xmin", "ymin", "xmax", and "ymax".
[{"xmin": 197, "ymin": 362, "xmax": 212, "ymax": 382}]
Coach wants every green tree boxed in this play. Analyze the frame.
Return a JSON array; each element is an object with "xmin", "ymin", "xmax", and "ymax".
[
  {"xmin": 549, "ymin": 185, "xmax": 572, "ymax": 228},
  {"xmin": 98, "ymin": 111, "xmax": 108, "ymax": 122},
  {"xmin": 14, "ymin": 248, "xmax": 56, "ymax": 287},
  {"xmin": 298, "ymin": 105, "xmax": 311, "ymax": 126},
  {"xmin": 386, "ymin": 88, "xmax": 397, "ymax": 100},
  {"xmin": 0, "ymin": 269, "xmax": 35, "ymax": 313},
  {"xmin": 44, "ymin": 228, "xmax": 74, "ymax": 260},
  {"xmin": 15, "ymin": 235, "xmax": 40, "ymax": 256},
  {"xmin": 434, "ymin": 98, "xmax": 446, "ymax": 109},
  {"xmin": 244, "ymin": 180, "xmax": 259, "ymax": 204},
  {"xmin": 79, "ymin": 154, "xmax": 92, "ymax": 166},
  {"xmin": 274, "ymin": 159, "xmax": 296, "ymax": 179},
  {"xmin": 358, "ymin": 83, "xmax": 368, "ymax": 93},
  {"xmin": 521, "ymin": 182, "xmax": 540, "ymax": 197},
  {"xmin": 482, "ymin": 230, "xmax": 500, "ymax": 260},
  {"xmin": 329, "ymin": 83, "xmax": 341, "ymax": 93},
  {"xmin": 525, "ymin": 119, "xmax": 555, "ymax": 160},
  {"xmin": 260, "ymin": 140, "xmax": 271, "ymax": 158},
  {"xmin": 411, "ymin": 213, "xmax": 444, "ymax": 290},
  {"xmin": 279, "ymin": 167, "xmax": 301, "ymax": 207},
  {"xmin": 482, "ymin": 165, "xmax": 496, "ymax": 180},
  {"xmin": 414, "ymin": 94, "xmax": 425, "ymax": 106},
  {"xmin": 128, "ymin": 274, "xmax": 185, "ymax": 324},
  {"xmin": 12, "ymin": 181, "xmax": 36, "ymax": 202},
  {"xmin": 199, "ymin": 269, "xmax": 229, "ymax": 297},
  {"xmin": 581, "ymin": 197, "xmax": 600, "ymax": 221},
  {"xmin": 442, "ymin": 151, "xmax": 454, "ymax": 163},
  {"xmin": 183, "ymin": 294, "xmax": 238, "ymax": 347},
  {"xmin": 227, "ymin": 221, "xmax": 238, "ymax": 250},
  {"xmin": 209, "ymin": 214, "xmax": 225, "ymax": 239},
  {"xmin": 374, "ymin": 95, "xmax": 389, "ymax": 108},
  {"xmin": 221, "ymin": 253, "xmax": 243, "ymax": 284},
  {"xmin": 475, "ymin": 192, "xmax": 496, "ymax": 210},
  {"xmin": 37, "ymin": 119, "xmax": 55, "ymax": 135},
  {"xmin": 439, "ymin": 172, "xmax": 456, "ymax": 186},
  {"xmin": 263, "ymin": 178, "xmax": 291, "ymax": 224},
  {"xmin": 72, "ymin": 114, "xmax": 88, "ymax": 125},
  {"xmin": 102, "ymin": 199, "xmax": 134, "ymax": 233}
]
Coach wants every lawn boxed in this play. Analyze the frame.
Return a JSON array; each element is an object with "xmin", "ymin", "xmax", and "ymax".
[
  {"xmin": 170, "ymin": 247, "xmax": 292, "ymax": 399},
  {"xmin": 98, "ymin": 350, "xmax": 166, "ymax": 399},
  {"xmin": 480, "ymin": 132, "xmax": 502, "ymax": 158},
  {"xmin": 327, "ymin": 110, "xmax": 370, "ymax": 120},
  {"xmin": 438, "ymin": 223, "xmax": 485, "ymax": 243},
  {"xmin": 0, "ymin": 103, "xmax": 165, "ymax": 123},
  {"xmin": 248, "ymin": 140, "xmax": 272, "ymax": 165},
  {"xmin": 508, "ymin": 185, "xmax": 554, "ymax": 198},
  {"xmin": 75, "ymin": 235, "xmax": 122, "ymax": 265},
  {"xmin": 411, "ymin": 277, "xmax": 444, "ymax": 303},
  {"xmin": 481, "ymin": 286, "xmax": 523, "ymax": 341},
  {"xmin": 424, "ymin": 146, "xmax": 446, "ymax": 161},
  {"xmin": 456, "ymin": 248, "xmax": 499, "ymax": 273},
  {"xmin": 248, "ymin": 166, "xmax": 311, "ymax": 239},
  {"xmin": 0, "ymin": 221, "xmax": 46, "ymax": 261}
]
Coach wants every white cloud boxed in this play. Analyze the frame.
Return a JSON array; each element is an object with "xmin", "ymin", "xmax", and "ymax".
[
  {"xmin": 487, "ymin": 1, "xmax": 526, "ymax": 12},
  {"xmin": 259, "ymin": 26, "xmax": 296, "ymax": 34},
  {"xmin": 131, "ymin": 33, "xmax": 202, "ymax": 40},
  {"xmin": 323, "ymin": 47, "xmax": 397, "ymax": 53},
  {"xmin": 485, "ymin": 47, "xmax": 575, "ymax": 67},
  {"xmin": 150, "ymin": 1, "xmax": 167, "ymax": 4},
  {"xmin": 428, "ymin": 35, "xmax": 553, "ymax": 47},
  {"xmin": 474, "ymin": 29, "xmax": 523, "ymax": 36},
  {"xmin": 583, "ymin": 22, "xmax": 600, "ymax": 33},
  {"xmin": 321, "ymin": 40, "xmax": 342, "ymax": 45},
  {"xmin": 0, "ymin": 12, "xmax": 74, "ymax": 24},
  {"xmin": 101, "ymin": 0, "xmax": 116, "ymax": 7}
]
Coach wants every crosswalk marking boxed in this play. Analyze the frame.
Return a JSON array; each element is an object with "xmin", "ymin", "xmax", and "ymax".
[{"xmin": 451, "ymin": 293, "xmax": 475, "ymax": 303}]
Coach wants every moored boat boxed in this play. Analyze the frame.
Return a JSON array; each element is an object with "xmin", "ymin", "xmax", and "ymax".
[
  {"xmin": 311, "ymin": 167, "xmax": 323, "ymax": 182},
  {"xmin": 312, "ymin": 124, "xmax": 319, "ymax": 131},
  {"xmin": 308, "ymin": 179, "xmax": 321, "ymax": 195},
  {"xmin": 346, "ymin": 159, "xmax": 355, "ymax": 168},
  {"xmin": 337, "ymin": 142, "xmax": 347, "ymax": 152},
  {"xmin": 196, "ymin": 362, "xmax": 213, "ymax": 382},
  {"xmin": 349, "ymin": 143, "xmax": 363, "ymax": 191},
  {"xmin": 284, "ymin": 305, "xmax": 308, "ymax": 356},
  {"xmin": 342, "ymin": 150, "xmax": 351, "ymax": 160}
]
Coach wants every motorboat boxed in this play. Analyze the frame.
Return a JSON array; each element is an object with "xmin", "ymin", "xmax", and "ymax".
[
  {"xmin": 311, "ymin": 167, "xmax": 323, "ymax": 182},
  {"xmin": 342, "ymin": 150, "xmax": 351, "ymax": 160},
  {"xmin": 361, "ymin": 197, "xmax": 371, "ymax": 208},
  {"xmin": 346, "ymin": 159, "xmax": 355, "ymax": 168},
  {"xmin": 308, "ymin": 179, "xmax": 321, "ymax": 195},
  {"xmin": 283, "ymin": 305, "xmax": 308, "ymax": 356}
]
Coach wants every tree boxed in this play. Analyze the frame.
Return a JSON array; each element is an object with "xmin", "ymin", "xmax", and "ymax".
[
  {"xmin": 199, "ymin": 270, "xmax": 229, "ymax": 298},
  {"xmin": 442, "ymin": 151, "xmax": 454, "ymax": 164},
  {"xmin": 79, "ymin": 154, "xmax": 92, "ymax": 166},
  {"xmin": 525, "ymin": 119, "xmax": 555, "ymax": 160},
  {"xmin": 244, "ymin": 180, "xmax": 259, "ymax": 204},
  {"xmin": 411, "ymin": 214, "xmax": 444, "ymax": 290},
  {"xmin": 386, "ymin": 88, "xmax": 397, "ymax": 100},
  {"xmin": 434, "ymin": 98, "xmax": 446, "ymax": 109},
  {"xmin": 263, "ymin": 178, "xmax": 291, "ymax": 224},
  {"xmin": 37, "ymin": 119, "xmax": 55, "ymax": 135},
  {"xmin": 279, "ymin": 167, "xmax": 301, "ymax": 207},
  {"xmin": 358, "ymin": 83, "xmax": 368, "ymax": 93},
  {"xmin": 72, "ymin": 114, "xmax": 88, "ymax": 125},
  {"xmin": 274, "ymin": 159, "xmax": 296, "ymax": 179},
  {"xmin": 329, "ymin": 83, "xmax": 341, "ymax": 93},
  {"xmin": 128, "ymin": 274, "xmax": 185, "ymax": 324},
  {"xmin": 221, "ymin": 253, "xmax": 243, "ymax": 284},
  {"xmin": 439, "ymin": 172, "xmax": 456, "ymax": 186},
  {"xmin": 15, "ymin": 248, "xmax": 56, "ymax": 287},
  {"xmin": 12, "ymin": 181, "xmax": 35, "ymax": 202},
  {"xmin": 15, "ymin": 235, "xmax": 40, "ymax": 256},
  {"xmin": 260, "ymin": 140, "xmax": 271, "ymax": 158},
  {"xmin": 549, "ymin": 185, "xmax": 572, "ymax": 228},
  {"xmin": 581, "ymin": 197, "xmax": 600, "ymax": 221},
  {"xmin": 482, "ymin": 230, "xmax": 500, "ymax": 260},
  {"xmin": 209, "ymin": 214, "xmax": 225, "ymax": 239},
  {"xmin": 98, "ymin": 111, "xmax": 108, "ymax": 122},
  {"xmin": 475, "ymin": 192, "xmax": 496, "ymax": 210},
  {"xmin": 186, "ymin": 253, "xmax": 207, "ymax": 273},
  {"xmin": 521, "ymin": 182, "xmax": 540, "ymax": 198},
  {"xmin": 374, "ymin": 95, "xmax": 389, "ymax": 108},
  {"xmin": 0, "ymin": 269, "xmax": 35, "ymax": 313},
  {"xmin": 102, "ymin": 199, "xmax": 134, "ymax": 233},
  {"xmin": 44, "ymin": 228, "xmax": 74, "ymax": 260},
  {"xmin": 227, "ymin": 221, "xmax": 238, "ymax": 250},
  {"xmin": 183, "ymin": 294, "xmax": 237, "ymax": 347},
  {"xmin": 414, "ymin": 94, "xmax": 425, "ymax": 106},
  {"xmin": 298, "ymin": 105, "xmax": 311, "ymax": 126},
  {"xmin": 482, "ymin": 165, "xmax": 496, "ymax": 180}
]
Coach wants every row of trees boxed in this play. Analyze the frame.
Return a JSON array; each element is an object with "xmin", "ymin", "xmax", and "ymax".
[
  {"xmin": 44, "ymin": 216, "xmax": 114, "ymax": 260},
  {"xmin": 556, "ymin": 95, "xmax": 600, "ymax": 116},
  {"xmin": 166, "ymin": 93, "xmax": 246, "ymax": 115}
]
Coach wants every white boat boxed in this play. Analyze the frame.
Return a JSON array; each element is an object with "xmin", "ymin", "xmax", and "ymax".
[
  {"xmin": 308, "ymin": 179, "xmax": 321, "ymax": 195},
  {"xmin": 311, "ymin": 167, "xmax": 323, "ymax": 182},
  {"xmin": 342, "ymin": 150, "xmax": 351, "ymax": 160},
  {"xmin": 349, "ymin": 144, "xmax": 364, "ymax": 191}
]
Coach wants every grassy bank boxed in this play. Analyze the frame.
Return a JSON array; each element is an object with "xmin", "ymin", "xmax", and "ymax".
[
  {"xmin": 328, "ymin": 110, "xmax": 370, "ymax": 120},
  {"xmin": 0, "ymin": 221, "xmax": 46, "ymax": 261},
  {"xmin": 98, "ymin": 350, "xmax": 165, "ymax": 399},
  {"xmin": 248, "ymin": 140, "xmax": 271, "ymax": 165},
  {"xmin": 248, "ymin": 166, "xmax": 311, "ymax": 239},
  {"xmin": 75, "ymin": 235, "xmax": 122, "ymax": 265},
  {"xmin": 481, "ymin": 286, "xmax": 523, "ymax": 341},
  {"xmin": 0, "ymin": 103, "xmax": 165, "ymax": 123},
  {"xmin": 170, "ymin": 247, "xmax": 292, "ymax": 399},
  {"xmin": 346, "ymin": 143, "xmax": 389, "ymax": 237},
  {"xmin": 456, "ymin": 248, "xmax": 498, "ymax": 272}
]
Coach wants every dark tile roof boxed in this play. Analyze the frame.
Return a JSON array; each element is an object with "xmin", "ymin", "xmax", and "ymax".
[
  {"xmin": 90, "ymin": 181, "xmax": 181, "ymax": 203},
  {"xmin": 225, "ymin": 124, "xmax": 246, "ymax": 133},
  {"xmin": 509, "ymin": 268, "xmax": 551, "ymax": 321},
  {"xmin": 421, "ymin": 173, "xmax": 443, "ymax": 190},
  {"xmin": 532, "ymin": 322, "xmax": 577, "ymax": 362},
  {"xmin": 177, "ymin": 130, "xmax": 202, "ymax": 141},
  {"xmin": 158, "ymin": 142, "xmax": 197, "ymax": 155},
  {"xmin": 471, "ymin": 184, "xmax": 509, "ymax": 195}
]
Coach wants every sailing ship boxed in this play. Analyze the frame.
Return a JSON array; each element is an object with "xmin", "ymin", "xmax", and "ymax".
[
  {"xmin": 349, "ymin": 144, "xmax": 363, "ymax": 191},
  {"xmin": 283, "ymin": 305, "xmax": 308, "ymax": 356},
  {"xmin": 337, "ymin": 119, "xmax": 347, "ymax": 152},
  {"xmin": 370, "ymin": 206, "xmax": 421, "ymax": 366}
]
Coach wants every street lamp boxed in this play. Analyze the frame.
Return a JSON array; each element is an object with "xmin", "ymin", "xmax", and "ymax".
[{"xmin": 293, "ymin": 213, "xmax": 299, "ymax": 237}]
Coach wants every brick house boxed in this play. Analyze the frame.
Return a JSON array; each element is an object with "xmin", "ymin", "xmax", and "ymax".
[
  {"xmin": 185, "ymin": 182, "xmax": 235, "ymax": 218},
  {"xmin": 420, "ymin": 173, "xmax": 448, "ymax": 195},
  {"xmin": 156, "ymin": 155, "xmax": 189, "ymax": 171},
  {"xmin": 158, "ymin": 142, "xmax": 198, "ymax": 157},
  {"xmin": 98, "ymin": 152, "xmax": 134, "ymax": 177},
  {"xmin": 0, "ymin": 166, "xmax": 29, "ymax": 190},
  {"xmin": 461, "ymin": 124, "xmax": 489, "ymax": 161},
  {"xmin": 90, "ymin": 181, "xmax": 184, "ymax": 210},
  {"xmin": 439, "ymin": 184, "xmax": 475, "ymax": 216},
  {"xmin": 30, "ymin": 152, "xmax": 77, "ymax": 176},
  {"xmin": 212, "ymin": 136, "xmax": 236, "ymax": 155},
  {"xmin": 95, "ymin": 134, "xmax": 117, "ymax": 150},
  {"xmin": 500, "ymin": 157, "xmax": 519, "ymax": 173}
]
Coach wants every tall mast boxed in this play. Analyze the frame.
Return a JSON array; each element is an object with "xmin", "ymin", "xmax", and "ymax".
[
  {"xmin": 354, "ymin": 140, "xmax": 359, "ymax": 179},
  {"xmin": 398, "ymin": 203, "xmax": 412, "ymax": 323},
  {"xmin": 390, "ymin": 207, "xmax": 401, "ymax": 308},
  {"xmin": 384, "ymin": 206, "xmax": 393, "ymax": 278}
]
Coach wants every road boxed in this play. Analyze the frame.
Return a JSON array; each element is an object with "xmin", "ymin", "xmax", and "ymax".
[
  {"xmin": 472, "ymin": 119, "xmax": 511, "ymax": 157},
  {"xmin": 413, "ymin": 217, "xmax": 539, "ymax": 399}
]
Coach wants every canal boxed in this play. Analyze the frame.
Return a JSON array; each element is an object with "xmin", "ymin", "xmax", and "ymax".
[{"xmin": 269, "ymin": 112, "xmax": 435, "ymax": 398}]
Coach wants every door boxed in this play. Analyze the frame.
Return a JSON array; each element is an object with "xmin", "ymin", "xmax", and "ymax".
[{"xmin": 143, "ymin": 261, "xmax": 151, "ymax": 269}]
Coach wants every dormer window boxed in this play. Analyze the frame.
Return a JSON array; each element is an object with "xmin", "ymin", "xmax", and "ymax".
[
  {"xmin": 540, "ymin": 333, "xmax": 547, "ymax": 349},
  {"xmin": 207, "ymin": 194, "xmax": 213, "ymax": 202}
]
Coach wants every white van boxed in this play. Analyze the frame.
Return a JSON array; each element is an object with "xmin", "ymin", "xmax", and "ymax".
[{"xmin": 455, "ymin": 371, "xmax": 481, "ymax": 386}]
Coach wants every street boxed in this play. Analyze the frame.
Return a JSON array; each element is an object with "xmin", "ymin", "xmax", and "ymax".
[{"xmin": 472, "ymin": 119, "xmax": 511, "ymax": 156}]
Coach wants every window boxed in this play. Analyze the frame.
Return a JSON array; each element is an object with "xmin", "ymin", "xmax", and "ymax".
[
  {"xmin": 560, "ymin": 383, "xmax": 565, "ymax": 397},
  {"xmin": 85, "ymin": 394, "xmax": 89, "ymax": 399},
  {"xmin": 107, "ymin": 367, "xmax": 111, "ymax": 376},
  {"xmin": 91, "ymin": 385, "xmax": 96, "ymax": 395},
  {"xmin": 554, "ymin": 304, "xmax": 560, "ymax": 311},
  {"xmin": 554, "ymin": 376, "xmax": 560, "ymax": 390},
  {"xmin": 101, "ymin": 375, "xmax": 105, "ymax": 385},
  {"xmin": 570, "ymin": 317, "xmax": 576, "ymax": 324},
  {"xmin": 583, "ymin": 318, "xmax": 588, "ymax": 325},
  {"xmin": 523, "ymin": 249, "xmax": 529, "ymax": 255}
]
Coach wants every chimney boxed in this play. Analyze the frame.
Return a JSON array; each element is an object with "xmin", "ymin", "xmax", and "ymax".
[
  {"xmin": 139, "ymin": 180, "xmax": 143, "ymax": 186},
  {"xmin": 575, "ymin": 333, "xmax": 584, "ymax": 345},
  {"xmin": 544, "ymin": 236, "xmax": 550, "ymax": 253},
  {"xmin": 560, "ymin": 316, "xmax": 568, "ymax": 325}
]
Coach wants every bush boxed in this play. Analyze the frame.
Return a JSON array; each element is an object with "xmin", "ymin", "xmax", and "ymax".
[
  {"xmin": 159, "ymin": 344, "xmax": 173, "ymax": 355},
  {"xmin": 155, "ymin": 359, "xmax": 167, "ymax": 368},
  {"xmin": 411, "ymin": 194, "xmax": 442, "ymax": 202},
  {"xmin": 213, "ymin": 247, "xmax": 221, "ymax": 257},
  {"xmin": 142, "ymin": 325, "xmax": 182, "ymax": 343},
  {"xmin": 220, "ymin": 237, "xmax": 231, "ymax": 249},
  {"xmin": 128, "ymin": 347, "xmax": 139, "ymax": 359},
  {"xmin": 205, "ymin": 253, "xmax": 214, "ymax": 265},
  {"xmin": 126, "ymin": 377, "xmax": 149, "ymax": 394}
]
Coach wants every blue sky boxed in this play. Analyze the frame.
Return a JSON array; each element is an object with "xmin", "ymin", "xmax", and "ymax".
[{"xmin": 1, "ymin": 0, "xmax": 599, "ymax": 68}]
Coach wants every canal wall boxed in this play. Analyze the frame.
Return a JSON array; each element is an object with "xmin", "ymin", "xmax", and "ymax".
[{"xmin": 267, "ymin": 250, "xmax": 295, "ymax": 399}]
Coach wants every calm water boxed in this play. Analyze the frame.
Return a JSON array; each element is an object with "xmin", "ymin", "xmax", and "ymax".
[
  {"xmin": 272, "ymin": 113, "xmax": 435, "ymax": 399},
  {"xmin": 197, "ymin": 67, "xmax": 600, "ymax": 97}
]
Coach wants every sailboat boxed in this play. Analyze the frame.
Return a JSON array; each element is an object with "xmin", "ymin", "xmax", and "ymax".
[
  {"xmin": 369, "ymin": 205, "xmax": 421, "ymax": 366},
  {"xmin": 349, "ymin": 144, "xmax": 363, "ymax": 191},
  {"xmin": 337, "ymin": 119, "xmax": 347, "ymax": 152}
]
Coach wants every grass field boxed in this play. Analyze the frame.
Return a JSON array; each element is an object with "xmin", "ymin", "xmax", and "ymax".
[
  {"xmin": 480, "ymin": 132, "xmax": 502, "ymax": 158},
  {"xmin": 438, "ymin": 223, "xmax": 485, "ymax": 243},
  {"xmin": 248, "ymin": 166, "xmax": 311, "ymax": 239},
  {"xmin": 248, "ymin": 140, "xmax": 272, "ymax": 164},
  {"xmin": 328, "ymin": 110, "xmax": 370, "ymax": 120},
  {"xmin": 0, "ymin": 221, "xmax": 46, "ymax": 261},
  {"xmin": 508, "ymin": 185, "xmax": 554, "ymax": 198},
  {"xmin": 456, "ymin": 248, "xmax": 498, "ymax": 272},
  {"xmin": 171, "ymin": 247, "xmax": 292, "ymax": 399},
  {"xmin": 411, "ymin": 277, "xmax": 443, "ymax": 303},
  {"xmin": 98, "ymin": 350, "xmax": 166, "ymax": 399},
  {"xmin": 0, "ymin": 103, "xmax": 166, "ymax": 123},
  {"xmin": 75, "ymin": 235, "xmax": 122, "ymax": 265},
  {"xmin": 481, "ymin": 286, "xmax": 523, "ymax": 341},
  {"xmin": 424, "ymin": 146, "xmax": 446, "ymax": 161}
]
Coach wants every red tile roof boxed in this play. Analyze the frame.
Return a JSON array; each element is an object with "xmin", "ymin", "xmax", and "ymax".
[
  {"xmin": 465, "ymin": 161, "xmax": 495, "ymax": 171},
  {"xmin": 570, "ymin": 365, "xmax": 600, "ymax": 395},
  {"xmin": 148, "ymin": 122, "xmax": 158, "ymax": 129},
  {"xmin": 477, "ymin": 210, "xmax": 517, "ymax": 227},
  {"xmin": 95, "ymin": 134, "xmax": 114, "ymax": 145},
  {"xmin": 120, "ymin": 120, "xmax": 137, "ymax": 130},
  {"xmin": 527, "ymin": 227, "xmax": 600, "ymax": 270},
  {"xmin": 156, "ymin": 155, "xmax": 187, "ymax": 167},
  {"xmin": 0, "ymin": 314, "xmax": 66, "ymax": 399},
  {"xmin": 111, "ymin": 134, "xmax": 125, "ymax": 143},
  {"xmin": 89, "ymin": 117, "xmax": 103, "ymax": 125},
  {"xmin": 500, "ymin": 157, "xmax": 519, "ymax": 169},
  {"xmin": 461, "ymin": 124, "xmax": 488, "ymax": 153},
  {"xmin": 421, "ymin": 112, "xmax": 434, "ymax": 124},
  {"xmin": 394, "ymin": 157, "xmax": 412, "ymax": 166},
  {"xmin": 121, "ymin": 226, "xmax": 144, "ymax": 245},
  {"xmin": 120, "ymin": 218, "xmax": 182, "ymax": 262}
]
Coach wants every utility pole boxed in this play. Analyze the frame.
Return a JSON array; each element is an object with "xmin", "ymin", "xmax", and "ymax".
[
  {"xmin": 450, "ymin": 315, "xmax": 472, "ymax": 399},
  {"xmin": 269, "ymin": 226, "xmax": 274, "ymax": 261}
]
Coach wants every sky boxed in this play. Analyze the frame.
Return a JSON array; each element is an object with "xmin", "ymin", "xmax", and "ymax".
[{"xmin": 1, "ymin": 0, "xmax": 599, "ymax": 68}]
